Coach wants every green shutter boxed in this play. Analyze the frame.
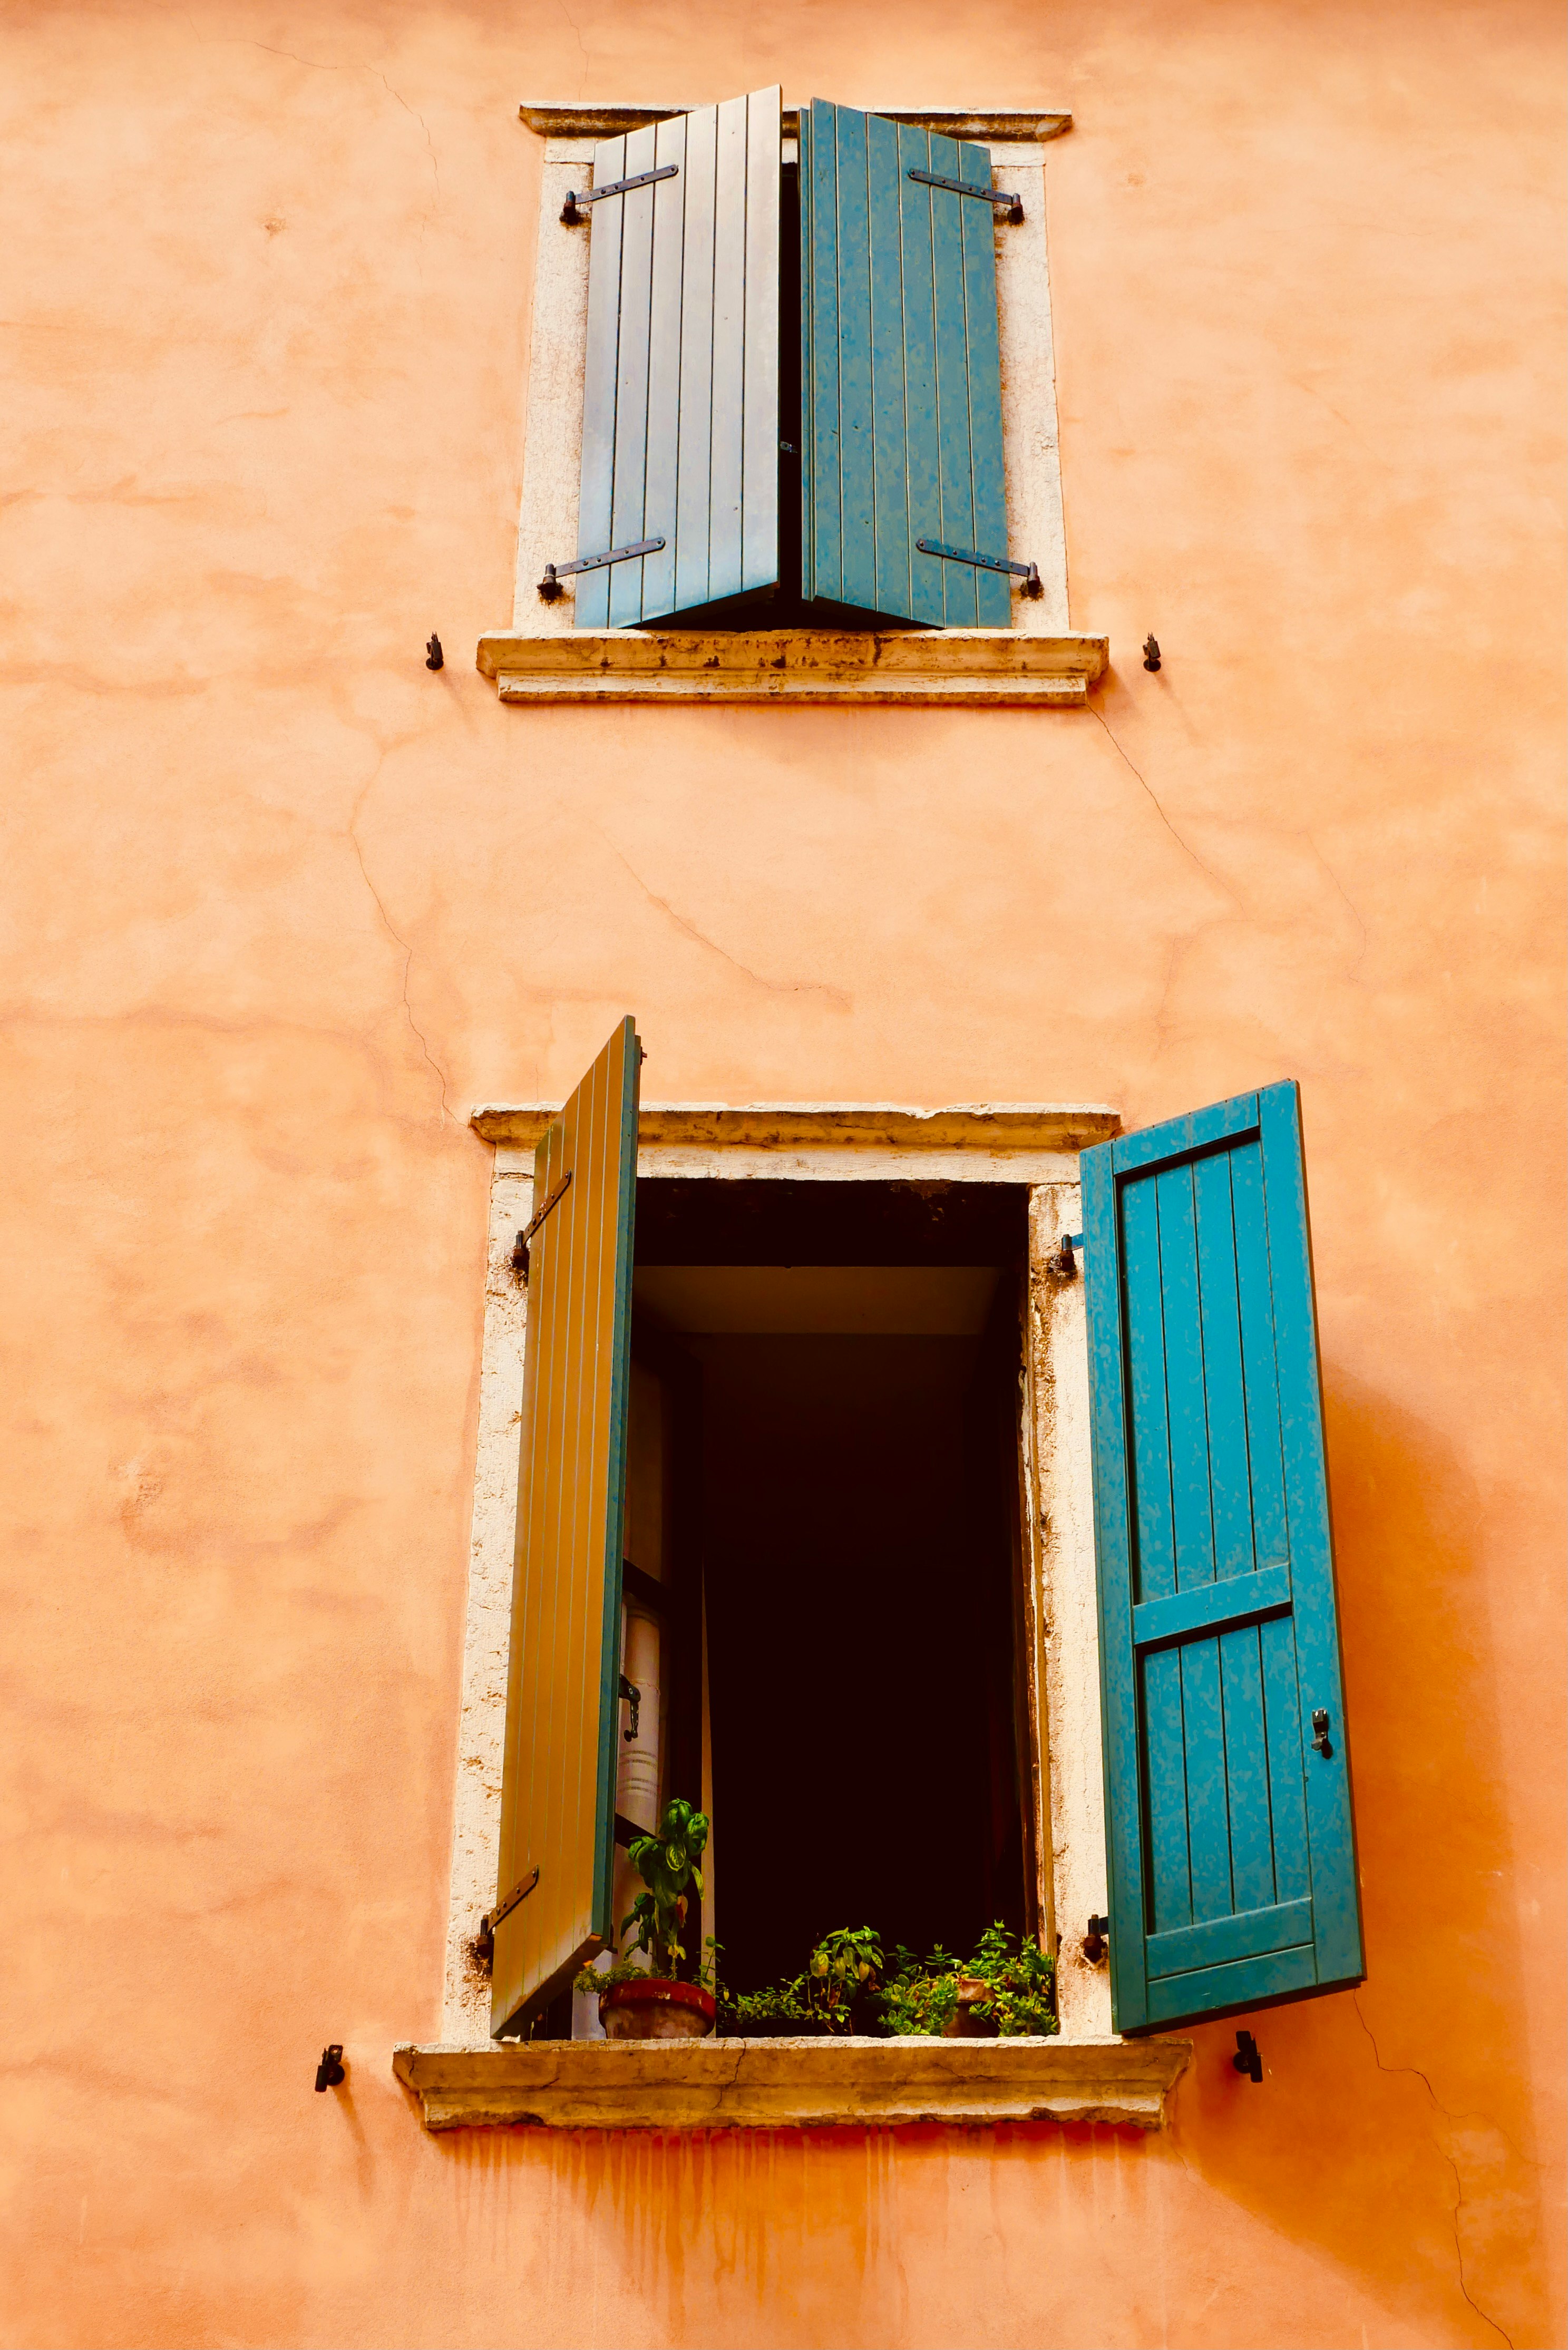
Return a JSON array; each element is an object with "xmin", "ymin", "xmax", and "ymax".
[
  {"xmin": 491, "ymin": 1019, "xmax": 641, "ymax": 2036},
  {"xmin": 1082, "ymin": 1082, "xmax": 1364, "ymax": 2034},
  {"xmin": 798, "ymin": 102, "xmax": 1010, "ymax": 627},
  {"xmin": 574, "ymin": 92, "xmax": 780, "ymax": 628}
]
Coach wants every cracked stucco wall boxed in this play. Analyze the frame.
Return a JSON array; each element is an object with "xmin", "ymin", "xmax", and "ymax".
[{"xmin": 2, "ymin": 1, "xmax": 1560, "ymax": 2346}]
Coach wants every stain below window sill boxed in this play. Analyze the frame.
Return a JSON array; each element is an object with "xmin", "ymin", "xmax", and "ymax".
[
  {"xmin": 475, "ymin": 628, "xmax": 1109, "ymax": 706},
  {"xmin": 392, "ymin": 2033, "xmax": 1190, "ymax": 2132}
]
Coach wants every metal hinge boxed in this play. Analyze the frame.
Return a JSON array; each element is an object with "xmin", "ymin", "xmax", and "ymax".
[
  {"xmin": 539, "ymin": 537, "xmax": 666, "ymax": 600},
  {"xmin": 916, "ymin": 537, "xmax": 1043, "ymax": 596},
  {"xmin": 510, "ymin": 1169, "xmax": 572, "ymax": 1282},
  {"xmin": 907, "ymin": 166, "xmax": 1023, "ymax": 223},
  {"xmin": 561, "ymin": 163, "xmax": 678, "ymax": 223},
  {"xmin": 478, "ymin": 1865, "xmax": 540, "ymax": 1966}
]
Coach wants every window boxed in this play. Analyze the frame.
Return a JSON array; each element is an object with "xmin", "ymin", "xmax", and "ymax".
[
  {"xmin": 477, "ymin": 101, "xmax": 1109, "ymax": 704},
  {"xmin": 472, "ymin": 1027, "xmax": 1364, "ymax": 2045}
]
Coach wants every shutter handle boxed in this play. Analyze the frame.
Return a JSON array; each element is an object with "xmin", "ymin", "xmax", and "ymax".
[
  {"xmin": 1310, "ymin": 1707, "xmax": 1333, "ymax": 1758},
  {"xmin": 619, "ymin": 1674, "xmax": 641, "ymax": 1742}
]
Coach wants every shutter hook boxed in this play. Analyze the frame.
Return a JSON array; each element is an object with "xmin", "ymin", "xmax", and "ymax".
[
  {"xmin": 619, "ymin": 1673, "xmax": 641, "ymax": 1741},
  {"xmin": 1142, "ymin": 635, "xmax": 1162, "ymax": 671},
  {"xmin": 1311, "ymin": 1707, "xmax": 1333, "ymax": 1758},
  {"xmin": 1084, "ymin": 1914, "xmax": 1109, "ymax": 1963},
  {"xmin": 424, "ymin": 632, "xmax": 444, "ymax": 670},
  {"xmin": 1233, "ymin": 2030, "xmax": 1262, "ymax": 2084},
  {"xmin": 314, "ymin": 2045, "xmax": 346, "ymax": 2092}
]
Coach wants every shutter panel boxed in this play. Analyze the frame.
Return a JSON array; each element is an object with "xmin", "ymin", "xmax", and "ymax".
[
  {"xmin": 1082, "ymin": 1081, "xmax": 1364, "ymax": 2034},
  {"xmin": 798, "ymin": 102, "xmax": 1010, "ymax": 627},
  {"xmin": 491, "ymin": 1018, "xmax": 641, "ymax": 2036},
  {"xmin": 574, "ymin": 91, "xmax": 780, "ymax": 628}
]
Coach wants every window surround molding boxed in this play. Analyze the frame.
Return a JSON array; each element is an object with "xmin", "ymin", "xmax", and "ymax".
[
  {"xmin": 402, "ymin": 1099, "xmax": 1194, "ymax": 2132},
  {"xmin": 476, "ymin": 102, "xmax": 1109, "ymax": 706}
]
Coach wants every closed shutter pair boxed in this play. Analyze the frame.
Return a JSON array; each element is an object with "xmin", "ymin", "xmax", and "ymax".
[
  {"xmin": 491, "ymin": 1034, "xmax": 1364, "ymax": 2038},
  {"xmin": 572, "ymin": 91, "xmax": 1013, "ymax": 630}
]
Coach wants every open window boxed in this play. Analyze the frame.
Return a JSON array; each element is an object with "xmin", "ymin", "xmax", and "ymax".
[
  {"xmin": 491, "ymin": 1032, "xmax": 1364, "ymax": 2042},
  {"xmin": 567, "ymin": 91, "xmax": 1021, "ymax": 630}
]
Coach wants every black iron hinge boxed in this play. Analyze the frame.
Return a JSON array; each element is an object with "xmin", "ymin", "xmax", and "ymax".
[
  {"xmin": 510, "ymin": 1169, "xmax": 572, "ymax": 1282},
  {"xmin": 539, "ymin": 537, "xmax": 666, "ymax": 600},
  {"xmin": 917, "ymin": 537, "xmax": 1042, "ymax": 596},
  {"xmin": 561, "ymin": 163, "xmax": 678, "ymax": 223},
  {"xmin": 907, "ymin": 166, "xmax": 1023, "ymax": 223}
]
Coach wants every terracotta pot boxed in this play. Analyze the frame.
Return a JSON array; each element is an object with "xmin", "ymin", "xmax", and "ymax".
[
  {"xmin": 942, "ymin": 1977, "xmax": 1000, "ymax": 2039},
  {"xmin": 599, "ymin": 1979, "xmax": 716, "ymax": 2041}
]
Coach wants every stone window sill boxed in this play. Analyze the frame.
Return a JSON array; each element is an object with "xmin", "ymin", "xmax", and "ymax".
[
  {"xmin": 475, "ymin": 629, "xmax": 1108, "ymax": 707},
  {"xmin": 393, "ymin": 2035, "xmax": 1190, "ymax": 2132}
]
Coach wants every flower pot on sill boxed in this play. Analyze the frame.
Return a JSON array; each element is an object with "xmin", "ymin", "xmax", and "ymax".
[
  {"xmin": 942, "ymin": 1977, "xmax": 1001, "ymax": 2039},
  {"xmin": 599, "ymin": 1979, "xmax": 716, "ymax": 2041}
]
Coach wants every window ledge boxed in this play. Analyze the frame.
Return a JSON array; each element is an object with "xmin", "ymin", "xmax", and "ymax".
[
  {"xmin": 392, "ymin": 2035, "xmax": 1190, "ymax": 2132},
  {"xmin": 475, "ymin": 629, "xmax": 1108, "ymax": 707}
]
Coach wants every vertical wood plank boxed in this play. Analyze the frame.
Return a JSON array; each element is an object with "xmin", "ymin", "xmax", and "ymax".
[
  {"xmin": 1142, "ymin": 1649, "xmax": 1192, "ymax": 1931},
  {"xmin": 708, "ymin": 94, "xmax": 749, "ymax": 605},
  {"xmin": 958, "ymin": 134, "xmax": 1010, "ymax": 625},
  {"xmin": 1193, "ymin": 1147, "xmax": 1257, "ymax": 1584},
  {"xmin": 674, "ymin": 102, "xmax": 718, "ymax": 616},
  {"xmin": 1122, "ymin": 1174, "xmax": 1176, "ymax": 1605},
  {"xmin": 927, "ymin": 131, "xmax": 978, "ymax": 626},
  {"xmin": 866, "ymin": 108, "xmax": 909, "ymax": 620},
  {"xmin": 1260, "ymin": 1611, "xmax": 1311, "ymax": 1903},
  {"xmin": 895, "ymin": 124, "xmax": 944, "ymax": 625},
  {"xmin": 833, "ymin": 104, "xmax": 876, "ymax": 614},
  {"xmin": 1232, "ymin": 1140, "xmax": 1290, "ymax": 1565},
  {"xmin": 1156, "ymin": 1164, "xmax": 1218, "ymax": 1593},
  {"xmin": 1219, "ymin": 1624, "xmax": 1278, "ymax": 1911},
  {"xmin": 1179, "ymin": 1638, "xmax": 1233, "ymax": 1920},
  {"xmin": 741, "ymin": 86, "xmax": 781, "ymax": 596},
  {"xmin": 801, "ymin": 101, "xmax": 841, "ymax": 603},
  {"xmin": 607, "ymin": 125, "xmax": 657, "ymax": 626},
  {"xmin": 574, "ymin": 132, "xmax": 627, "ymax": 629},
  {"xmin": 640, "ymin": 112, "xmax": 689, "ymax": 622}
]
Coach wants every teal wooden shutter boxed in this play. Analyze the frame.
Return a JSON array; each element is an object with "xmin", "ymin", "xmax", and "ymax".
[
  {"xmin": 574, "ymin": 92, "xmax": 780, "ymax": 628},
  {"xmin": 1082, "ymin": 1082, "xmax": 1364, "ymax": 2033},
  {"xmin": 491, "ymin": 1018, "xmax": 641, "ymax": 2036},
  {"xmin": 798, "ymin": 102, "xmax": 1011, "ymax": 627}
]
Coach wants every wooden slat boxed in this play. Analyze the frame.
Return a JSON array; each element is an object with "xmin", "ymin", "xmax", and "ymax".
[
  {"xmin": 742, "ymin": 85, "xmax": 781, "ymax": 596},
  {"xmin": 1082, "ymin": 1082, "xmax": 1365, "ymax": 2033},
  {"xmin": 574, "ymin": 132, "xmax": 628, "ymax": 629},
  {"xmin": 607, "ymin": 125, "xmax": 658, "ymax": 626},
  {"xmin": 928, "ymin": 131, "xmax": 978, "ymax": 626},
  {"xmin": 640, "ymin": 111, "xmax": 689, "ymax": 620},
  {"xmin": 708, "ymin": 94, "xmax": 749, "ymax": 603},
  {"xmin": 674, "ymin": 100, "xmax": 718, "ymax": 616},
  {"xmin": 958, "ymin": 133, "xmax": 1010, "ymax": 625},
  {"xmin": 832, "ymin": 104, "xmax": 876, "ymax": 614},
  {"xmin": 866, "ymin": 107, "xmax": 909, "ymax": 620},
  {"xmin": 492, "ymin": 1019, "xmax": 641, "ymax": 2036},
  {"xmin": 801, "ymin": 101, "xmax": 841, "ymax": 603},
  {"xmin": 895, "ymin": 124, "xmax": 945, "ymax": 625}
]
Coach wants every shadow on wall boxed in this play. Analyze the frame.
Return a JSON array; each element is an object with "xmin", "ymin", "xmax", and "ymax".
[{"xmin": 419, "ymin": 1371, "xmax": 1548, "ymax": 2350}]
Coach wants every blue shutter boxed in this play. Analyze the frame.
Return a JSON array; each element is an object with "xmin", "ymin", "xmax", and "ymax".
[
  {"xmin": 1082, "ymin": 1083, "xmax": 1364, "ymax": 2033},
  {"xmin": 574, "ymin": 92, "xmax": 780, "ymax": 628},
  {"xmin": 798, "ymin": 102, "xmax": 1010, "ymax": 627},
  {"xmin": 491, "ymin": 1019, "xmax": 641, "ymax": 2036}
]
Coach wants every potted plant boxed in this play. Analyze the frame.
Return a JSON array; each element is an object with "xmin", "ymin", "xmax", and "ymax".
[
  {"xmin": 880, "ymin": 1923, "xmax": 1058, "ymax": 2039},
  {"xmin": 580, "ymin": 1798, "xmax": 716, "ymax": 2041},
  {"xmin": 716, "ymin": 1927, "xmax": 885, "ymax": 2037}
]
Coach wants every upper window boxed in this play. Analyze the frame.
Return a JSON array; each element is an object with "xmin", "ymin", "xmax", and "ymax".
[{"xmin": 560, "ymin": 91, "xmax": 1029, "ymax": 632}]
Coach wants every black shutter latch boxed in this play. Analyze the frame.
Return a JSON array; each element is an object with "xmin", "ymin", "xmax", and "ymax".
[
  {"xmin": 510, "ymin": 1168, "xmax": 573, "ymax": 1282},
  {"xmin": 561, "ymin": 163, "xmax": 679, "ymax": 223}
]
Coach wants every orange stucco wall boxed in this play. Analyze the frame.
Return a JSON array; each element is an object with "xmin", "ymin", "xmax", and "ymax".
[{"xmin": 3, "ymin": 3, "xmax": 1563, "ymax": 2345}]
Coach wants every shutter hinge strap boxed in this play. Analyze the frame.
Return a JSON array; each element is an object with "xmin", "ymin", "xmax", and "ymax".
[
  {"xmin": 510, "ymin": 1168, "xmax": 572, "ymax": 1281},
  {"xmin": 539, "ymin": 538, "xmax": 666, "ymax": 599},
  {"xmin": 561, "ymin": 163, "xmax": 679, "ymax": 223},
  {"xmin": 483, "ymin": 1866, "xmax": 540, "ymax": 1948},
  {"xmin": 907, "ymin": 166, "xmax": 1024, "ymax": 223},
  {"xmin": 917, "ymin": 538, "xmax": 1044, "ymax": 597}
]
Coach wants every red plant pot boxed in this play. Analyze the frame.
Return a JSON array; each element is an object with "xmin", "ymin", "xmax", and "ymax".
[{"xmin": 598, "ymin": 1980, "xmax": 717, "ymax": 2042}]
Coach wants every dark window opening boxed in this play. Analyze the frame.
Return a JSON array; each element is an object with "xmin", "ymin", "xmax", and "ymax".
[{"xmin": 629, "ymin": 1179, "xmax": 1034, "ymax": 2000}]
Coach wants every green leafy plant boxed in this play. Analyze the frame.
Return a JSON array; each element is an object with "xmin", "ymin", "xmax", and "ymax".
[
  {"xmin": 806, "ymin": 1926, "xmax": 885, "ymax": 2033},
  {"xmin": 880, "ymin": 1922, "xmax": 1058, "ymax": 2038},
  {"xmin": 619, "ymin": 1797, "xmax": 709, "ymax": 1976},
  {"xmin": 576, "ymin": 1934, "xmax": 722, "ymax": 2001}
]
